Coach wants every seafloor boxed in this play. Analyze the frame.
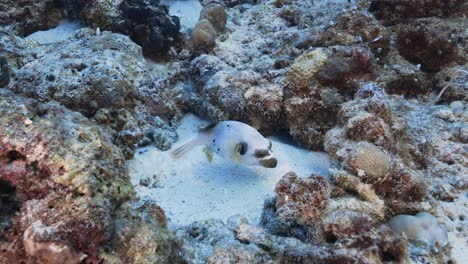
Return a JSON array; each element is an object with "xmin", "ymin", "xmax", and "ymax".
[{"xmin": 0, "ymin": 0, "xmax": 467, "ymax": 263}]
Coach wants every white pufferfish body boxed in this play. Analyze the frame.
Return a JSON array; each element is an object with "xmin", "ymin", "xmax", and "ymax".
[{"xmin": 172, "ymin": 121, "xmax": 278, "ymax": 168}]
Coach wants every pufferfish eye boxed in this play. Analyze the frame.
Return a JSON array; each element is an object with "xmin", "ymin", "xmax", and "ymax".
[{"xmin": 237, "ymin": 142, "xmax": 248, "ymax": 155}]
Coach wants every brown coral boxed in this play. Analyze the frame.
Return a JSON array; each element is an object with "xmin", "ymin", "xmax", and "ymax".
[
  {"xmin": 200, "ymin": 3, "xmax": 228, "ymax": 33},
  {"xmin": 192, "ymin": 19, "xmax": 218, "ymax": 52}
]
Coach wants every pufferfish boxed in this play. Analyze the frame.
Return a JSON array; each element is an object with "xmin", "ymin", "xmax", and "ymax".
[{"xmin": 172, "ymin": 121, "xmax": 278, "ymax": 168}]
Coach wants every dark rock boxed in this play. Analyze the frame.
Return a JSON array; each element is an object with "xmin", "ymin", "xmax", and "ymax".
[
  {"xmin": 369, "ymin": 0, "xmax": 467, "ymax": 25},
  {"xmin": 396, "ymin": 21, "xmax": 459, "ymax": 72},
  {"xmin": 118, "ymin": 0, "xmax": 181, "ymax": 58},
  {"xmin": 0, "ymin": 56, "xmax": 9, "ymax": 87},
  {"xmin": 0, "ymin": 0, "xmax": 68, "ymax": 36}
]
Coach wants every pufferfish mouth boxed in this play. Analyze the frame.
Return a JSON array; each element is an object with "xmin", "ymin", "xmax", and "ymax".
[{"xmin": 259, "ymin": 157, "xmax": 278, "ymax": 168}]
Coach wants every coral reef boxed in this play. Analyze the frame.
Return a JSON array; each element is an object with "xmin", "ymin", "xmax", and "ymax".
[{"xmin": 0, "ymin": 0, "xmax": 466, "ymax": 262}]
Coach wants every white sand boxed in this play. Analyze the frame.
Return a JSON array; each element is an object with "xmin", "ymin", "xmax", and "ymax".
[
  {"xmin": 435, "ymin": 193, "xmax": 468, "ymax": 263},
  {"xmin": 161, "ymin": 0, "xmax": 202, "ymax": 33},
  {"xmin": 25, "ymin": 21, "xmax": 81, "ymax": 45},
  {"xmin": 129, "ymin": 114, "xmax": 329, "ymax": 226}
]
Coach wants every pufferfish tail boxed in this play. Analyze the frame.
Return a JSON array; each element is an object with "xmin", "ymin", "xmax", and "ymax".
[{"xmin": 171, "ymin": 138, "xmax": 199, "ymax": 158}]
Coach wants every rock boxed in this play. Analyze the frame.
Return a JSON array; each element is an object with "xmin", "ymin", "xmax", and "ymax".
[
  {"xmin": 23, "ymin": 223, "xmax": 87, "ymax": 264},
  {"xmin": 11, "ymin": 32, "xmax": 143, "ymax": 118},
  {"xmin": 321, "ymin": 210, "xmax": 408, "ymax": 262},
  {"xmin": 8, "ymin": 31, "xmax": 183, "ymax": 156},
  {"xmin": 0, "ymin": 56, "xmax": 9, "ymax": 88},
  {"xmin": 278, "ymin": 211, "xmax": 407, "ymax": 263},
  {"xmin": 176, "ymin": 219, "xmax": 267, "ymax": 263},
  {"xmin": 0, "ymin": 90, "xmax": 133, "ymax": 202},
  {"xmin": 369, "ymin": 0, "xmax": 466, "ymax": 25},
  {"xmin": 200, "ymin": 3, "xmax": 228, "ymax": 32},
  {"xmin": 396, "ymin": 20, "xmax": 459, "ymax": 71},
  {"xmin": 118, "ymin": 0, "xmax": 181, "ymax": 58},
  {"xmin": 207, "ymin": 245, "xmax": 271, "ymax": 264},
  {"xmin": 275, "ymin": 172, "xmax": 329, "ymax": 227},
  {"xmin": 0, "ymin": 90, "xmax": 142, "ymax": 261},
  {"xmin": 104, "ymin": 202, "xmax": 183, "ymax": 263},
  {"xmin": 192, "ymin": 19, "xmax": 218, "ymax": 52},
  {"xmin": 234, "ymin": 224, "xmax": 272, "ymax": 250},
  {"xmin": 377, "ymin": 51, "xmax": 431, "ymax": 97},
  {"xmin": 434, "ymin": 66, "xmax": 468, "ymax": 102},
  {"xmin": 285, "ymin": 47, "xmax": 377, "ymax": 150},
  {"xmin": 315, "ymin": 11, "xmax": 390, "ymax": 59},
  {"xmin": 0, "ymin": 0, "xmax": 69, "ymax": 36},
  {"xmin": 344, "ymin": 112, "xmax": 393, "ymax": 147},
  {"xmin": 374, "ymin": 167, "xmax": 428, "ymax": 215},
  {"xmin": 449, "ymin": 101, "xmax": 465, "ymax": 114},
  {"xmin": 433, "ymin": 109, "xmax": 456, "ymax": 122},
  {"xmin": 80, "ymin": 0, "xmax": 181, "ymax": 58},
  {"xmin": 348, "ymin": 142, "xmax": 390, "ymax": 179}
]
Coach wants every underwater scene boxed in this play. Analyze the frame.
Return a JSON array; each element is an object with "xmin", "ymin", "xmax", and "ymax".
[{"xmin": 0, "ymin": 0, "xmax": 467, "ymax": 263}]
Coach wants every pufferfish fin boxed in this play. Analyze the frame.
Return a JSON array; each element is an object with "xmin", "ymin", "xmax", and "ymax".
[
  {"xmin": 202, "ymin": 146, "xmax": 213, "ymax": 163},
  {"xmin": 198, "ymin": 122, "xmax": 217, "ymax": 133},
  {"xmin": 172, "ymin": 138, "xmax": 198, "ymax": 158},
  {"xmin": 233, "ymin": 144, "xmax": 242, "ymax": 163}
]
